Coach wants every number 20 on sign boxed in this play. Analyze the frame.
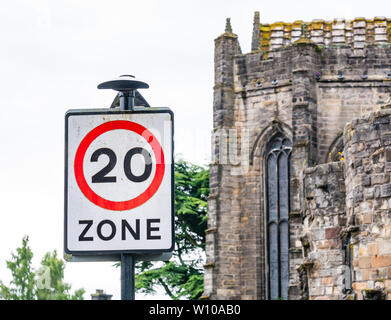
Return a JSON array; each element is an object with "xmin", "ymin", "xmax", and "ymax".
[{"xmin": 64, "ymin": 108, "xmax": 174, "ymax": 256}]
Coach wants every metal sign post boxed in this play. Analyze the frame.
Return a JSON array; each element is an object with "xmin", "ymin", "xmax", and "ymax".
[
  {"xmin": 98, "ymin": 75, "xmax": 147, "ymax": 300},
  {"xmin": 121, "ymin": 254, "xmax": 135, "ymax": 300},
  {"xmin": 64, "ymin": 75, "xmax": 174, "ymax": 301}
]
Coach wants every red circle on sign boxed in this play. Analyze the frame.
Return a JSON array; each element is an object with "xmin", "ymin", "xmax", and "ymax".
[{"xmin": 74, "ymin": 120, "xmax": 165, "ymax": 211}]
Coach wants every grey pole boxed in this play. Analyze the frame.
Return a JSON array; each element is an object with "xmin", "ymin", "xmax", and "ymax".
[
  {"xmin": 98, "ymin": 75, "xmax": 149, "ymax": 300},
  {"xmin": 121, "ymin": 254, "xmax": 135, "ymax": 300},
  {"xmin": 119, "ymin": 90, "xmax": 136, "ymax": 110},
  {"xmin": 120, "ymin": 91, "xmax": 135, "ymax": 300}
]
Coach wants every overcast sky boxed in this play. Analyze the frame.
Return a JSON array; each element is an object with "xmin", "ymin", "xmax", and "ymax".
[{"xmin": 0, "ymin": 0, "xmax": 390, "ymax": 300}]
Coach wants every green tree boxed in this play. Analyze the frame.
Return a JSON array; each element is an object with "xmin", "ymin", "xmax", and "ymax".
[
  {"xmin": 36, "ymin": 251, "xmax": 85, "ymax": 300},
  {"xmin": 134, "ymin": 159, "xmax": 209, "ymax": 300},
  {"xmin": 0, "ymin": 236, "xmax": 35, "ymax": 300},
  {"xmin": 0, "ymin": 236, "xmax": 84, "ymax": 300}
]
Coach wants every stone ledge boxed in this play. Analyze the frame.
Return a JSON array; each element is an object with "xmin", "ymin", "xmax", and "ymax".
[
  {"xmin": 213, "ymin": 83, "xmax": 234, "ymax": 90},
  {"xmin": 297, "ymin": 259, "xmax": 315, "ymax": 271},
  {"xmin": 205, "ymin": 227, "xmax": 217, "ymax": 234},
  {"xmin": 292, "ymin": 67, "xmax": 313, "ymax": 74},
  {"xmin": 319, "ymin": 76, "xmax": 391, "ymax": 82},
  {"xmin": 208, "ymin": 193, "xmax": 218, "ymax": 200},
  {"xmin": 318, "ymin": 81, "xmax": 391, "ymax": 88},
  {"xmin": 204, "ymin": 262, "xmax": 215, "ymax": 269},
  {"xmin": 293, "ymin": 140, "xmax": 309, "ymax": 148},
  {"xmin": 215, "ymin": 32, "xmax": 238, "ymax": 40},
  {"xmin": 235, "ymin": 79, "xmax": 292, "ymax": 93},
  {"xmin": 290, "ymin": 211, "xmax": 302, "ymax": 218},
  {"xmin": 340, "ymin": 226, "xmax": 360, "ymax": 238}
]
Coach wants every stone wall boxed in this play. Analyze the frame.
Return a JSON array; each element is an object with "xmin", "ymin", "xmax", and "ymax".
[
  {"xmin": 234, "ymin": 45, "xmax": 391, "ymax": 165},
  {"xmin": 344, "ymin": 106, "xmax": 391, "ymax": 300},
  {"xmin": 317, "ymin": 46, "xmax": 391, "ymax": 162},
  {"xmin": 301, "ymin": 162, "xmax": 347, "ymax": 300},
  {"xmin": 288, "ymin": 107, "xmax": 391, "ymax": 301}
]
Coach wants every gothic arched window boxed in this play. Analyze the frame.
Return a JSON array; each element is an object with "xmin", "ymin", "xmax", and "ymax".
[{"xmin": 266, "ymin": 135, "xmax": 292, "ymax": 300}]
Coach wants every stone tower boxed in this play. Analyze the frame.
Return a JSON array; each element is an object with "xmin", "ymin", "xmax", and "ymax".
[{"xmin": 204, "ymin": 13, "xmax": 391, "ymax": 300}]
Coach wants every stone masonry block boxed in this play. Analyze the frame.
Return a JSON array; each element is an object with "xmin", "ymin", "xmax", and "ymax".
[
  {"xmin": 325, "ymin": 227, "xmax": 342, "ymax": 239},
  {"xmin": 372, "ymin": 255, "xmax": 391, "ymax": 268},
  {"xmin": 378, "ymin": 240, "xmax": 391, "ymax": 256},
  {"xmin": 359, "ymin": 257, "xmax": 372, "ymax": 269},
  {"xmin": 381, "ymin": 184, "xmax": 391, "ymax": 198}
]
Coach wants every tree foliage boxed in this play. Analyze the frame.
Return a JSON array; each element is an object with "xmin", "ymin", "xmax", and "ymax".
[
  {"xmin": 134, "ymin": 159, "xmax": 209, "ymax": 300},
  {"xmin": 37, "ymin": 251, "xmax": 85, "ymax": 300},
  {"xmin": 0, "ymin": 236, "xmax": 84, "ymax": 300},
  {"xmin": 0, "ymin": 237, "xmax": 35, "ymax": 300}
]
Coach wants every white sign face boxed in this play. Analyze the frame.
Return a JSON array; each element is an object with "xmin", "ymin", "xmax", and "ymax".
[{"xmin": 65, "ymin": 109, "xmax": 174, "ymax": 255}]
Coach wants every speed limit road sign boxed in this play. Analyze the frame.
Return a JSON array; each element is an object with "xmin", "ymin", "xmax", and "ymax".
[{"xmin": 64, "ymin": 108, "xmax": 174, "ymax": 255}]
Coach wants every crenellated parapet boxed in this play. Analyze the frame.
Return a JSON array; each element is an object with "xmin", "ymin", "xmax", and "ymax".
[{"xmin": 251, "ymin": 12, "xmax": 391, "ymax": 54}]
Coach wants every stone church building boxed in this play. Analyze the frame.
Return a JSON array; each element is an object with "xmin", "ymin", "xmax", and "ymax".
[{"xmin": 204, "ymin": 13, "xmax": 391, "ymax": 300}]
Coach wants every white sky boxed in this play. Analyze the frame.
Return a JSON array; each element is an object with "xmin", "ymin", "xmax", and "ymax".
[{"xmin": 0, "ymin": 0, "xmax": 390, "ymax": 300}]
